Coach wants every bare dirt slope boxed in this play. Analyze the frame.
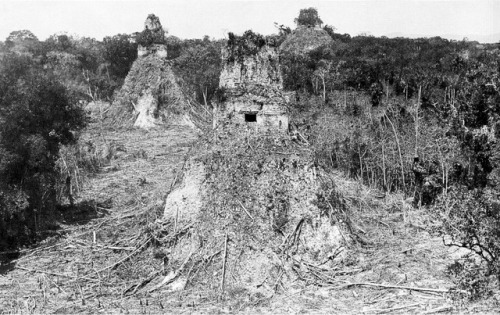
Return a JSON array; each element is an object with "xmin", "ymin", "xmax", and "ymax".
[{"xmin": 0, "ymin": 123, "xmax": 495, "ymax": 314}]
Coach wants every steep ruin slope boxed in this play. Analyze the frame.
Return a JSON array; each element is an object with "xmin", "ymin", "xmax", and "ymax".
[
  {"xmin": 161, "ymin": 132, "xmax": 355, "ymax": 295},
  {"xmin": 112, "ymin": 55, "xmax": 191, "ymax": 128}
]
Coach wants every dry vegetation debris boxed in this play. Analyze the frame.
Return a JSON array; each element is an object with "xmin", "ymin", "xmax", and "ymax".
[{"xmin": 1, "ymin": 120, "xmax": 496, "ymax": 314}]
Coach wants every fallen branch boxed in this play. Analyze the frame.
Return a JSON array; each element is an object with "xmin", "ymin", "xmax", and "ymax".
[
  {"xmin": 95, "ymin": 237, "xmax": 151, "ymax": 274},
  {"xmin": 237, "ymin": 200, "xmax": 254, "ymax": 221},
  {"xmin": 374, "ymin": 303, "xmax": 420, "ymax": 314},
  {"xmin": 220, "ymin": 232, "xmax": 228, "ymax": 294},
  {"xmin": 149, "ymin": 250, "xmax": 194, "ymax": 292},
  {"xmin": 16, "ymin": 266, "xmax": 98, "ymax": 283},
  {"xmin": 97, "ymin": 245, "xmax": 136, "ymax": 251},
  {"xmin": 335, "ymin": 282, "xmax": 466, "ymax": 294},
  {"xmin": 422, "ymin": 305, "xmax": 453, "ymax": 314},
  {"xmin": 296, "ymin": 130, "xmax": 310, "ymax": 145},
  {"xmin": 282, "ymin": 218, "xmax": 304, "ymax": 253},
  {"xmin": 123, "ymin": 270, "xmax": 161, "ymax": 296}
]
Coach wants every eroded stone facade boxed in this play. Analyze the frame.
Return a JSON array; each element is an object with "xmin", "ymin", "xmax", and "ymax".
[{"xmin": 216, "ymin": 44, "xmax": 290, "ymax": 133}]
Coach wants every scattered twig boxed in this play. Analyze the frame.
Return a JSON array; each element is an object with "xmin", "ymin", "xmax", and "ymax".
[
  {"xmin": 375, "ymin": 303, "xmax": 421, "ymax": 314},
  {"xmin": 376, "ymin": 219, "xmax": 390, "ymax": 228},
  {"xmin": 296, "ymin": 131, "xmax": 310, "ymax": 145},
  {"xmin": 335, "ymin": 282, "xmax": 466, "ymax": 294},
  {"xmin": 422, "ymin": 305, "xmax": 453, "ymax": 314},
  {"xmin": 149, "ymin": 250, "xmax": 194, "ymax": 292},
  {"xmin": 221, "ymin": 232, "xmax": 229, "ymax": 294},
  {"xmin": 123, "ymin": 270, "xmax": 161, "ymax": 296},
  {"xmin": 237, "ymin": 200, "xmax": 254, "ymax": 221},
  {"xmin": 282, "ymin": 218, "xmax": 304, "ymax": 253},
  {"xmin": 95, "ymin": 237, "xmax": 151, "ymax": 274},
  {"xmin": 16, "ymin": 266, "xmax": 98, "ymax": 283},
  {"xmin": 96, "ymin": 245, "xmax": 136, "ymax": 251}
]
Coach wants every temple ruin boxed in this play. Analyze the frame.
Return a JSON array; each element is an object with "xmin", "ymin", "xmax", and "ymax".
[
  {"xmin": 113, "ymin": 14, "xmax": 192, "ymax": 129},
  {"xmin": 215, "ymin": 35, "xmax": 291, "ymax": 133}
]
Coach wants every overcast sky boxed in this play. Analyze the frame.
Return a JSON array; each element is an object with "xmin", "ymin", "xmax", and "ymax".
[{"xmin": 1, "ymin": 0, "xmax": 499, "ymax": 43}]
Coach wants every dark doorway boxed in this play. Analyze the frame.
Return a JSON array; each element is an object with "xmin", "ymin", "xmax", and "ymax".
[{"xmin": 245, "ymin": 113, "xmax": 257, "ymax": 122}]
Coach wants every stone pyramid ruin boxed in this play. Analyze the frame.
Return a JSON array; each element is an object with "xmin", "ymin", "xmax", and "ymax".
[
  {"xmin": 112, "ymin": 14, "xmax": 193, "ymax": 129},
  {"xmin": 158, "ymin": 32, "xmax": 353, "ymax": 296}
]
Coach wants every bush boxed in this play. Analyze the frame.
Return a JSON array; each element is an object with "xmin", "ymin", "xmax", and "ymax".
[
  {"xmin": 447, "ymin": 257, "xmax": 493, "ymax": 301},
  {"xmin": 435, "ymin": 188, "xmax": 500, "ymax": 297}
]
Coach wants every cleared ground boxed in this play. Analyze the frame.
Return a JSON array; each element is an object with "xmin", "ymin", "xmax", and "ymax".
[{"xmin": 0, "ymin": 121, "xmax": 497, "ymax": 314}]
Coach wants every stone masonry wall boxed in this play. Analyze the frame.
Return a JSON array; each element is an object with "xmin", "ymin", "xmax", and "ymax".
[
  {"xmin": 217, "ymin": 43, "xmax": 290, "ymax": 133},
  {"xmin": 219, "ymin": 46, "xmax": 283, "ymax": 89}
]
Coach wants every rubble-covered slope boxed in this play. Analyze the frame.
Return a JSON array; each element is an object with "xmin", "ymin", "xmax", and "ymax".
[
  {"xmin": 111, "ymin": 54, "xmax": 192, "ymax": 128},
  {"xmin": 160, "ymin": 131, "xmax": 358, "ymax": 295}
]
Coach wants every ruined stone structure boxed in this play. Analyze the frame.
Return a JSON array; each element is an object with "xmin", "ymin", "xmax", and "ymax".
[
  {"xmin": 113, "ymin": 14, "xmax": 193, "ymax": 129},
  {"xmin": 137, "ymin": 44, "xmax": 167, "ymax": 58},
  {"xmin": 280, "ymin": 25, "xmax": 333, "ymax": 54},
  {"xmin": 137, "ymin": 14, "xmax": 167, "ymax": 58},
  {"xmin": 216, "ymin": 43, "xmax": 290, "ymax": 133}
]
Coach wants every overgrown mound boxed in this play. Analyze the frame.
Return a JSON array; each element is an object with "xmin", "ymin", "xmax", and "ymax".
[
  {"xmin": 158, "ymin": 131, "xmax": 359, "ymax": 296},
  {"xmin": 280, "ymin": 26, "xmax": 333, "ymax": 55},
  {"xmin": 109, "ymin": 54, "xmax": 200, "ymax": 128}
]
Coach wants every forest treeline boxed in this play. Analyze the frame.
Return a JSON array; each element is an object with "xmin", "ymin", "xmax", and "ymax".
[{"xmin": 1, "ymin": 8, "xmax": 499, "ymax": 298}]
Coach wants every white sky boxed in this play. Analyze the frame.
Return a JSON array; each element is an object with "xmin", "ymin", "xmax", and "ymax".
[{"xmin": 1, "ymin": 0, "xmax": 499, "ymax": 42}]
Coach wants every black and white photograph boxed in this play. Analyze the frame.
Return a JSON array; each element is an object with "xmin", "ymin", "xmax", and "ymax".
[{"xmin": 0, "ymin": 0, "xmax": 499, "ymax": 313}]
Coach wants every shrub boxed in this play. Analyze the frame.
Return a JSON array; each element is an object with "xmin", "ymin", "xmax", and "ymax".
[
  {"xmin": 447, "ymin": 257, "xmax": 493, "ymax": 301},
  {"xmin": 435, "ymin": 188, "xmax": 500, "ymax": 297}
]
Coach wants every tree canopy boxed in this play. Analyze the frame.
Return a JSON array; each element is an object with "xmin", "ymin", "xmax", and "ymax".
[{"xmin": 0, "ymin": 53, "xmax": 87, "ymax": 249}]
